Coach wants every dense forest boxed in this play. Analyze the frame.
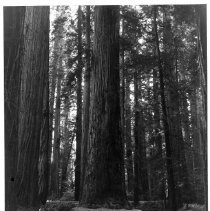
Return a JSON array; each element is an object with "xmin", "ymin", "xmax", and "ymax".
[{"xmin": 4, "ymin": 5, "xmax": 207, "ymax": 211}]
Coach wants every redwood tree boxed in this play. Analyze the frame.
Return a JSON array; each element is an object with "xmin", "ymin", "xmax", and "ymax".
[
  {"xmin": 153, "ymin": 6, "xmax": 177, "ymax": 211},
  {"xmin": 14, "ymin": 6, "xmax": 49, "ymax": 210},
  {"xmin": 75, "ymin": 5, "xmax": 83, "ymax": 201},
  {"xmin": 4, "ymin": 6, "xmax": 25, "ymax": 211},
  {"xmin": 81, "ymin": 6, "xmax": 126, "ymax": 205},
  {"xmin": 80, "ymin": 5, "xmax": 91, "ymax": 198}
]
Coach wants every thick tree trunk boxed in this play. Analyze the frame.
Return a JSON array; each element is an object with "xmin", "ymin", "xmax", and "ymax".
[
  {"xmin": 81, "ymin": 6, "xmax": 126, "ymax": 205},
  {"xmin": 153, "ymin": 6, "xmax": 177, "ymax": 211},
  {"xmin": 4, "ymin": 6, "xmax": 26, "ymax": 211},
  {"xmin": 75, "ymin": 5, "xmax": 83, "ymax": 201},
  {"xmin": 15, "ymin": 6, "xmax": 49, "ymax": 209},
  {"xmin": 80, "ymin": 5, "xmax": 91, "ymax": 199},
  {"xmin": 162, "ymin": 9, "xmax": 191, "ymax": 206}
]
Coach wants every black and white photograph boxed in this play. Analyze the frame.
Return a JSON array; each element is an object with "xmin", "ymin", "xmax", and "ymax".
[{"xmin": 3, "ymin": 4, "xmax": 207, "ymax": 211}]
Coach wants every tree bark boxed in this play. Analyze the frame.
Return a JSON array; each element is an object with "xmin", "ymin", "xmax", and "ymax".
[
  {"xmin": 80, "ymin": 5, "xmax": 91, "ymax": 199},
  {"xmin": 153, "ymin": 6, "xmax": 177, "ymax": 211},
  {"xmin": 38, "ymin": 62, "xmax": 50, "ymax": 205},
  {"xmin": 75, "ymin": 5, "xmax": 83, "ymax": 201},
  {"xmin": 4, "ymin": 6, "xmax": 26, "ymax": 211},
  {"xmin": 15, "ymin": 6, "xmax": 49, "ymax": 209},
  {"xmin": 81, "ymin": 6, "xmax": 126, "ymax": 205}
]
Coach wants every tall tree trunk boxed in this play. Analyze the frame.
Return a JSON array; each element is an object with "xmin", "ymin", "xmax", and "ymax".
[
  {"xmin": 4, "ymin": 6, "xmax": 26, "ymax": 211},
  {"xmin": 125, "ymin": 76, "xmax": 133, "ymax": 193},
  {"xmin": 15, "ymin": 6, "xmax": 49, "ymax": 210},
  {"xmin": 80, "ymin": 5, "xmax": 91, "ymax": 198},
  {"xmin": 162, "ymin": 9, "xmax": 191, "ymax": 206},
  {"xmin": 153, "ymin": 6, "xmax": 177, "ymax": 211},
  {"xmin": 189, "ymin": 89, "xmax": 206, "ymax": 204},
  {"xmin": 133, "ymin": 71, "xmax": 140, "ymax": 204},
  {"xmin": 61, "ymin": 101, "xmax": 74, "ymax": 195},
  {"xmin": 133, "ymin": 71, "xmax": 149, "ymax": 203},
  {"xmin": 49, "ymin": 14, "xmax": 65, "ymax": 195},
  {"xmin": 81, "ymin": 6, "xmax": 126, "ymax": 205},
  {"xmin": 152, "ymin": 68, "xmax": 166, "ymax": 201},
  {"xmin": 120, "ymin": 16, "xmax": 126, "ymax": 189},
  {"xmin": 75, "ymin": 5, "xmax": 83, "ymax": 201},
  {"xmin": 49, "ymin": 38, "xmax": 60, "ymax": 192},
  {"xmin": 51, "ymin": 57, "xmax": 62, "ymax": 198},
  {"xmin": 196, "ymin": 5, "xmax": 207, "ymax": 208}
]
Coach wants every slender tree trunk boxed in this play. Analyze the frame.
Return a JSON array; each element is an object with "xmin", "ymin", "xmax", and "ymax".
[
  {"xmin": 133, "ymin": 71, "xmax": 149, "ymax": 202},
  {"xmin": 120, "ymin": 17, "xmax": 126, "ymax": 189},
  {"xmin": 80, "ymin": 5, "xmax": 91, "ymax": 198},
  {"xmin": 189, "ymin": 89, "xmax": 206, "ymax": 204},
  {"xmin": 133, "ymin": 71, "xmax": 140, "ymax": 204},
  {"xmin": 15, "ymin": 6, "xmax": 49, "ymax": 209},
  {"xmin": 61, "ymin": 102, "xmax": 74, "ymax": 195},
  {"xmin": 153, "ymin": 6, "xmax": 177, "ymax": 211},
  {"xmin": 75, "ymin": 5, "xmax": 83, "ymax": 201},
  {"xmin": 49, "ymin": 39, "xmax": 60, "ymax": 191},
  {"xmin": 196, "ymin": 5, "xmax": 207, "ymax": 208},
  {"xmin": 152, "ymin": 68, "xmax": 166, "ymax": 201},
  {"xmin": 4, "ymin": 6, "xmax": 26, "ymax": 211},
  {"xmin": 125, "ymin": 76, "xmax": 133, "ymax": 193},
  {"xmin": 81, "ymin": 6, "xmax": 126, "ymax": 205},
  {"xmin": 51, "ymin": 57, "xmax": 62, "ymax": 198}
]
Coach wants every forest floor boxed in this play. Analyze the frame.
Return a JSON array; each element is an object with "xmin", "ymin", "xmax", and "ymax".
[
  {"xmin": 42, "ymin": 200, "xmax": 206, "ymax": 211},
  {"xmin": 41, "ymin": 192, "xmax": 206, "ymax": 211}
]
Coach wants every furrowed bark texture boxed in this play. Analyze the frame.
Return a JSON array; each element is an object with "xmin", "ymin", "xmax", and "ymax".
[
  {"xmin": 81, "ymin": 6, "xmax": 126, "ymax": 204},
  {"xmin": 4, "ymin": 6, "xmax": 26, "ymax": 211},
  {"xmin": 80, "ymin": 5, "xmax": 91, "ymax": 198},
  {"xmin": 75, "ymin": 5, "xmax": 83, "ymax": 201},
  {"xmin": 15, "ymin": 6, "xmax": 49, "ymax": 209},
  {"xmin": 38, "ymin": 56, "xmax": 50, "ymax": 205}
]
